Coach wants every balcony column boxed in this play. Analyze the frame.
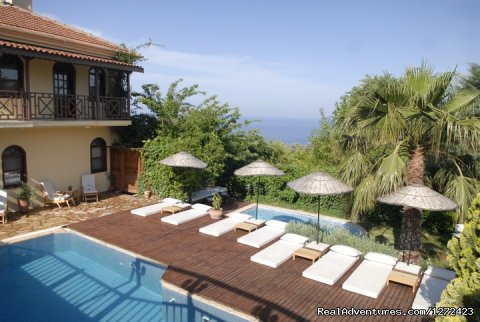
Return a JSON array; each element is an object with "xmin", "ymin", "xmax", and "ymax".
[
  {"xmin": 23, "ymin": 56, "xmax": 32, "ymax": 120},
  {"xmin": 95, "ymin": 68, "xmax": 100, "ymax": 120},
  {"xmin": 126, "ymin": 72, "xmax": 131, "ymax": 117}
]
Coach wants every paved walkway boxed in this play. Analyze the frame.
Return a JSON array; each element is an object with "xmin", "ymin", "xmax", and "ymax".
[{"xmin": 0, "ymin": 193, "xmax": 163, "ymax": 240}]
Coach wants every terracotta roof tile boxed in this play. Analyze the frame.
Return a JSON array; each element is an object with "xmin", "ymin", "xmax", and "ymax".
[
  {"xmin": 0, "ymin": 39, "xmax": 141, "ymax": 70},
  {"xmin": 0, "ymin": 5, "xmax": 120, "ymax": 50}
]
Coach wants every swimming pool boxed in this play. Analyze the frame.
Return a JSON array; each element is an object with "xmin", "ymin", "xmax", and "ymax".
[
  {"xmin": 241, "ymin": 205, "xmax": 364, "ymax": 236},
  {"xmin": 0, "ymin": 232, "xmax": 250, "ymax": 322}
]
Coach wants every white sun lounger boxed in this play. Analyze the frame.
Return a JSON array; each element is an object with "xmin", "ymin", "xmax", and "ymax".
[
  {"xmin": 250, "ymin": 233, "xmax": 308, "ymax": 268},
  {"xmin": 237, "ymin": 220, "xmax": 287, "ymax": 248},
  {"xmin": 199, "ymin": 213, "xmax": 252, "ymax": 237},
  {"xmin": 342, "ymin": 252, "xmax": 398, "ymax": 298},
  {"xmin": 131, "ymin": 198, "xmax": 183, "ymax": 217},
  {"xmin": 412, "ymin": 266, "xmax": 455, "ymax": 310},
  {"xmin": 302, "ymin": 245, "xmax": 361, "ymax": 285},
  {"xmin": 161, "ymin": 204, "xmax": 212, "ymax": 225}
]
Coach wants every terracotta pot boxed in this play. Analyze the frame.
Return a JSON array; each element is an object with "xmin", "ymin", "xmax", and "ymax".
[
  {"xmin": 209, "ymin": 208, "xmax": 223, "ymax": 219},
  {"xmin": 144, "ymin": 190, "xmax": 152, "ymax": 199},
  {"xmin": 17, "ymin": 198, "xmax": 29, "ymax": 213}
]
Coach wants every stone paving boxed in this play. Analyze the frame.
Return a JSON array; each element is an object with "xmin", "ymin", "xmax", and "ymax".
[{"xmin": 0, "ymin": 193, "xmax": 163, "ymax": 240}]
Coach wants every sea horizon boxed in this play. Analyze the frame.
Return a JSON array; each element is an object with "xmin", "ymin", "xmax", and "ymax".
[{"xmin": 243, "ymin": 116, "xmax": 320, "ymax": 145}]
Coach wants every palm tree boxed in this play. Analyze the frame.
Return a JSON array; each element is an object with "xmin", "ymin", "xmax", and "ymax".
[{"xmin": 336, "ymin": 63, "xmax": 480, "ymax": 251}]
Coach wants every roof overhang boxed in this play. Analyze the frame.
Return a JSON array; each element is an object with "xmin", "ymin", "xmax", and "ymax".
[
  {"xmin": 0, "ymin": 40, "xmax": 143, "ymax": 73},
  {"xmin": 0, "ymin": 120, "xmax": 132, "ymax": 129}
]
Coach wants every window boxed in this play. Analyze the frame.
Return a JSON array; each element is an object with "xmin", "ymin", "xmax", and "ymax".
[
  {"xmin": 89, "ymin": 67, "xmax": 105, "ymax": 98},
  {"xmin": 0, "ymin": 54, "xmax": 23, "ymax": 91},
  {"xmin": 90, "ymin": 138, "xmax": 107, "ymax": 173},
  {"xmin": 53, "ymin": 62, "xmax": 75, "ymax": 95},
  {"xmin": 108, "ymin": 70, "xmax": 127, "ymax": 97},
  {"xmin": 2, "ymin": 145, "xmax": 26, "ymax": 188}
]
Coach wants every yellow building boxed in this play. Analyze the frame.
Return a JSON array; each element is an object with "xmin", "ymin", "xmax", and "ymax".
[{"xmin": 0, "ymin": 1, "xmax": 143, "ymax": 210}]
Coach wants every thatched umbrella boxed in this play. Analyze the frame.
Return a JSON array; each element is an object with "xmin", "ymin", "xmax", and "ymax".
[
  {"xmin": 234, "ymin": 160, "xmax": 284, "ymax": 219},
  {"xmin": 159, "ymin": 151, "xmax": 208, "ymax": 201},
  {"xmin": 288, "ymin": 172, "xmax": 353, "ymax": 243},
  {"xmin": 377, "ymin": 184, "xmax": 458, "ymax": 263},
  {"xmin": 159, "ymin": 151, "xmax": 207, "ymax": 169}
]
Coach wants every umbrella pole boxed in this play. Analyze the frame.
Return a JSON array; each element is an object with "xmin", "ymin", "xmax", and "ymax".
[
  {"xmin": 255, "ymin": 176, "xmax": 260, "ymax": 219},
  {"xmin": 316, "ymin": 195, "xmax": 321, "ymax": 243}
]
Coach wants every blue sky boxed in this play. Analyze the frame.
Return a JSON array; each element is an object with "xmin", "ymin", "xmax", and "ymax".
[{"xmin": 36, "ymin": 0, "xmax": 479, "ymax": 119}]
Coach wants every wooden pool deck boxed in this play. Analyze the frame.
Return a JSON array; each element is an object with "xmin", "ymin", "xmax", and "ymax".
[{"xmin": 69, "ymin": 210, "xmax": 425, "ymax": 322}]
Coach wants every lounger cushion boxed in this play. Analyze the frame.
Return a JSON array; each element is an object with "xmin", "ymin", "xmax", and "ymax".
[
  {"xmin": 425, "ymin": 266, "xmax": 456, "ymax": 281},
  {"xmin": 364, "ymin": 252, "xmax": 397, "ymax": 266},
  {"xmin": 251, "ymin": 240, "xmax": 303, "ymax": 268},
  {"xmin": 412, "ymin": 271, "xmax": 452, "ymax": 310},
  {"xmin": 237, "ymin": 225, "xmax": 285, "ymax": 248},
  {"xmin": 49, "ymin": 194, "xmax": 71, "ymax": 202},
  {"xmin": 281, "ymin": 233, "xmax": 308, "ymax": 245},
  {"xmin": 226, "ymin": 212, "xmax": 252, "ymax": 221},
  {"xmin": 191, "ymin": 203, "xmax": 212, "ymax": 211},
  {"xmin": 330, "ymin": 245, "xmax": 361, "ymax": 257},
  {"xmin": 162, "ymin": 208, "xmax": 208, "ymax": 225},
  {"xmin": 131, "ymin": 202, "xmax": 169, "ymax": 216},
  {"xmin": 303, "ymin": 251, "xmax": 359, "ymax": 285},
  {"xmin": 342, "ymin": 260, "xmax": 393, "ymax": 298},
  {"xmin": 266, "ymin": 220, "xmax": 287, "ymax": 230},
  {"xmin": 163, "ymin": 198, "xmax": 181, "ymax": 204}
]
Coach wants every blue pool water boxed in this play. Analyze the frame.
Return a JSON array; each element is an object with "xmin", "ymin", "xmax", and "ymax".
[
  {"xmin": 241, "ymin": 206, "xmax": 364, "ymax": 236},
  {"xmin": 0, "ymin": 233, "xmax": 164, "ymax": 321},
  {"xmin": 0, "ymin": 233, "xmax": 250, "ymax": 322}
]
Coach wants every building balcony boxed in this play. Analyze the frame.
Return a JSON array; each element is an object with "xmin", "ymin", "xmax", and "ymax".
[{"xmin": 0, "ymin": 90, "xmax": 131, "ymax": 128}]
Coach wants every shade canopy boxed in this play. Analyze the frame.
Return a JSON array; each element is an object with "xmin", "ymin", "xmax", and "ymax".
[
  {"xmin": 234, "ymin": 160, "xmax": 285, "ymax": 177},
  {"xmin": 287, "ymin": 172, "xmax": 353, "ymax": 196},
  {"xmin": 159, "ymin": 152, "xmax": 207, "ymax": 169},
  {"xmin": 377, "ymin": 184, "xmax": 458, "ymax": 211}
]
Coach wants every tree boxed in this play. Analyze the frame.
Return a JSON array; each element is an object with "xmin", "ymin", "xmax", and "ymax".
[
  {"xmin": 436, "ymin": 193, "xmax": 480, "ymax": 322},
  {"xmin": 135, "ymin": 80, "xmax": 270, "ymax": 199},
  {"xmin": 335, "ymin": 62, "xmax": 480, "ymax": 251}
]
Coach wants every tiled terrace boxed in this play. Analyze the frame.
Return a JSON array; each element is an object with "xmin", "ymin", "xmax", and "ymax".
[{"xmin": 0, "ymin": 193, "xmax": 162, "ymax": 239}]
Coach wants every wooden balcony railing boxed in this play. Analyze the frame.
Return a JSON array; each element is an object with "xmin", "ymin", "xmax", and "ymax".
[{"xmin": 0, "ymin": 91, "xmax": 130, "ymax": 121}]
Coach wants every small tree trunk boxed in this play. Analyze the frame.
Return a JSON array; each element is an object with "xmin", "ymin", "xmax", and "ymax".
[{"xmin": 400, "ymin": 146, "xmax": 425, "ymax": 251}]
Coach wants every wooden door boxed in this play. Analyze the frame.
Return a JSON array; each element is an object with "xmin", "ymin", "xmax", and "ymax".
[{"xmin": 110, "ymin": 147, "xmax": 141, "ymax": 193}]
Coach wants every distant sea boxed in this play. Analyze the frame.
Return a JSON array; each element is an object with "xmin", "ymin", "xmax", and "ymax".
[{"xmin": 243, "ymin": 117, "xmax": 319, "ymax": 145}]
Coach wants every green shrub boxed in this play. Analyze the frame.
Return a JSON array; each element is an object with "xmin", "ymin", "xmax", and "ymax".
[
  {"xmin": 436, "ymin": 193, "xmax": 480, "ymax": 322},
  {"xmin": 286, "ymin": 221, "xmax": 398, "ymax": 257}
]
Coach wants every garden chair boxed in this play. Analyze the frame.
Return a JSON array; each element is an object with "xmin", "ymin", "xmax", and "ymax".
[
  {"xmin": 41, "ymin": 180, "xmax": 72, "ymax": 208},
  {"xmin": 81, "ymin": 174, "xmax": 98, "ymax": 202},
  {"xmin": 0, "ymin": 189, "xmax": 8, "ymax": 224}
]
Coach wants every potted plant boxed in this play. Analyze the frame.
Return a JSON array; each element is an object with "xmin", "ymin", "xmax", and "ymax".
[
  {"xmin": 209, "ymin": 193, "xmax": 223, "ymax": 219},
  {"xmin": 17, "ymin": 183, "xmax": 33, "ymax": 213}
]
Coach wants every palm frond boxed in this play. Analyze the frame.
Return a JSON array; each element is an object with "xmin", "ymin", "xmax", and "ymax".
[
  {"xmin": 337, "ymin": 152, "xmax": 371, "ymax": 187},
  {"xmin": 351, "ymin": 175, "xmax": 377, "ymax": 221},
  {"xmin": 374, "ymin": 143, "xmax": 408, "ymax": 194},
  {"xmin": 444, "ymin": 175, "xmax": 480, "ymax": 223}
]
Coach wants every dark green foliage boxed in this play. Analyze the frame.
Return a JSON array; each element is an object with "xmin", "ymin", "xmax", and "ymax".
[
  {"xmin": 113, "ymin": 113, "xmax": 157, "ymax": 147},
  {"xmin": 422, "ymin": 211, "xmax": 455, "ymax": 235}
]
